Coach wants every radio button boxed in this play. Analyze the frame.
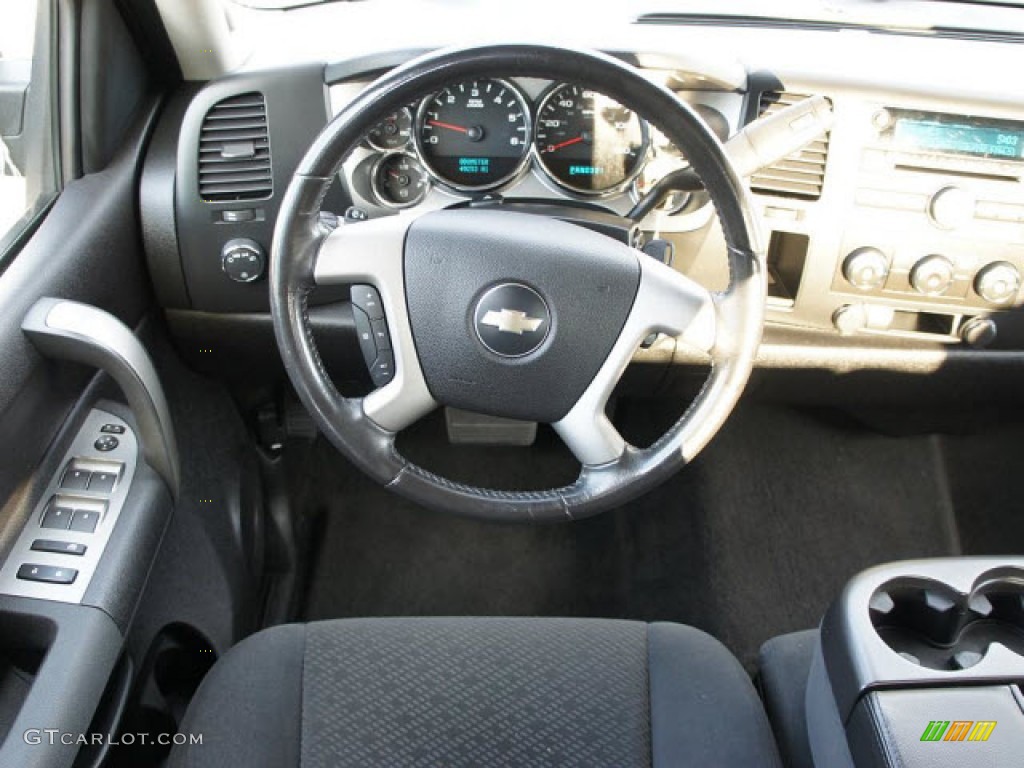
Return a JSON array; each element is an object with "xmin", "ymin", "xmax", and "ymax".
[
  {"xmin": 974, "ymin": 262, "xmax": 1021, "ymax": 305},
  {"xmin": 975, "ymin": 200, "xmax": 1024, "ymax": 223},
  {"xmin": 843, "ymin": 247, "xmax": 890, "ymax": 291},
  {"xmin": 928, "ymin": 186, "xmax": 975, "ymax": 230},
  {"xmin": 910, "ymin": 255, "xmax": 956, "ymax": 296}
]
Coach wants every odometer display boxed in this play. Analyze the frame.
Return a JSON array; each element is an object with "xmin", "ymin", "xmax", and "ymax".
[
  {"xmin": 535, "ymin": 84, "xmax": 649, "ymax": 195},
  {"xmin": 416, "ymin": 79, "xmax": 531, "ymax": 191}
]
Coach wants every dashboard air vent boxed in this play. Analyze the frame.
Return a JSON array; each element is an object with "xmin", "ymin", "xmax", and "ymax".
[
  {"xmin": 198, "ymin": 92, "xmax": 272, "ymax": 202},
  {"xmin": 750, "ymin": 91, "xmax": 830, "ymax": 200}
]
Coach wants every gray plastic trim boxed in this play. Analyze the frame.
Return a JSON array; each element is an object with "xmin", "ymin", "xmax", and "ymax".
[
  {"xmin": 313, "ymin": 214, "xmax": 437, "ymax": 432},
  {"xmin": 22, "ymin": 298, "xmax": 180, "ymax": 498},
  {"xmin": 553, "ymin": 255, "xmax": 716, "ymax": 465},
  {"xmin": 0, "ymin": 409, "xmax": 137, "ymax": 604}
]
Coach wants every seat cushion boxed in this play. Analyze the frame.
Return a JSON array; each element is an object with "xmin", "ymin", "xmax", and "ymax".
[{"xmin": 169, "ymin": 617, "xmax": 780, "ymax": 768}]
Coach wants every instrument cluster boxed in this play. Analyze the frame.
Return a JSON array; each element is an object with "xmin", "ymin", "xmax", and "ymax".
[{"xmin": 358, "ymin": 77, "xmax": 723, "ymax": 212}]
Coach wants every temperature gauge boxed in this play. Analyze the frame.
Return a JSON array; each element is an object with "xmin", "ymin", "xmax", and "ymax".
[{"xmin": 371, "ymin": 152, "xmax": 429, "ymax": 209}]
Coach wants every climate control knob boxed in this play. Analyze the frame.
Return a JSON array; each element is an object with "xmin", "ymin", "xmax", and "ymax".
[
  {"xmin": 842, "ymin": 247, "xmax": 890, "ymax": 290},
  {"xmin": 974, "ymin": 261, "xmax": 1021, "ymax": 305},
  {"xmin": 910, "ymin": 255, "xmax": 955, "ymax": 296}
]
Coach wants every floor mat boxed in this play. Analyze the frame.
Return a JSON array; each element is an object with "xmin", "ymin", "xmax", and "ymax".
[{"xmin": 300, "ymin": 402, "xmax": 963, "ymax": 669}]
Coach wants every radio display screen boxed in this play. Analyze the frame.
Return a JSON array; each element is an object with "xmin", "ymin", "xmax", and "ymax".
[{"xmin": 891, "ymin": 112, "xmax": 1024, "ymax": 161}]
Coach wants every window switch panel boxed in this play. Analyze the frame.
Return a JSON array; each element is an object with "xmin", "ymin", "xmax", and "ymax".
[
  {"xmin": 31, "ymin": 539, "xmax": 87, "ymax": 556},
  {"xmin": 60, "ymin": 467, "xmax": 91, "ymax": 491},
  {"xmin": 69, "ymin": 510, "xmax": 100, "ymax": 534},
  {"xmin": 17, "ymin": 564, "xmax": 77, "ymax": 585},
  {"xmin": 88, "ymin": 472, "xmax": 118, "ymax": 494},
  {"xmin": 41, "ymin": 504, "xmax": 74, "ymax": 530}
]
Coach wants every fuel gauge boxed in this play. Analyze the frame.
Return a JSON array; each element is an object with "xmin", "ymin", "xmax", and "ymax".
[
  {"xmin": 366, "ymin": 108, "xmax": 413, "ymax": 151},
  {"xmin": 371, "ymin": 152, "xmax": 429, "ymax": 209}
]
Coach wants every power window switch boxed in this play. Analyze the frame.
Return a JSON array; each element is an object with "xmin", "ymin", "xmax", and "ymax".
[
  {"xmin": 60, "ymin": 466, "xmax": 91, "ymax": 491},
  {"xmin": 88, "ymin": 471, "xmax": 118, "ymax": 494},
  {"xmin": 31, "ymin": 539, "xmax": 87, "ymax": 556},
  {"xmin": 69, "ymin": 510, "xmax": 100, "ymax": 534},
  {"xmin": 17, "ymin": 563, "xmax": 77, "ymax": 585},
  {"xmin": 41, "ymin": 504, "xmax": 74, "ymax": 530}
]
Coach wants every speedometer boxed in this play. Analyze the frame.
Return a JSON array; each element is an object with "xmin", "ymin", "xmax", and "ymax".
[
  {"xmin": 535, "ymin": 84, "xmax": 649, "ymax": 196},
  {"xmin": 415, "ymin": 79, "xmax": 531, "ymax": 192}
]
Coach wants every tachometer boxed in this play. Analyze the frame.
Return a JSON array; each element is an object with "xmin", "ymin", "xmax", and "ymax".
[
  {"xmin": 416, "ymin": 79, "xmax": 531, "ymax": 191},
  {"xmin": 535, "ymin": 84, "xmax": 649, "ymax": 196}
]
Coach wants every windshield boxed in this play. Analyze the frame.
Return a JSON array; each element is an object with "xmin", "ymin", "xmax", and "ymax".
[{"xmin": 221, "ymin": 0, "xmax": 1024, "ymax": 35}]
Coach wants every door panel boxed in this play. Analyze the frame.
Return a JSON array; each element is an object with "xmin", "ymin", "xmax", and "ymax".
[{"xmin": 0, "ymin": 98, "xmax": 160, "ymax": 549}]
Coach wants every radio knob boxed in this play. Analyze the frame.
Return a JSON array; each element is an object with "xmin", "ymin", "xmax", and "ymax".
[
  {"xmin": 974, "ymin": 261, "xmax": 1021, "ymax": 305},
  {"xmin": 960, "ymin": 316, "xmax": 997, "ymax": 348},
  {"xmin": 910, "ymin": 255, "xmax": 955, "ymax": 296},
  {"xmin": 833, "ymin": 304, "xmax": 868, "ymax": 335},
  {"xmin": 842, "ymin": 247, "xmax": 890, "ymax": 290},
  {"xmin": 928, "ymin": 186, "xmax": 975, "ymax": 230}
]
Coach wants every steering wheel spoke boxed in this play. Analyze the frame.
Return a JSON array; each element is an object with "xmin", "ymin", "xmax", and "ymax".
[
  {"xmin": 314, "ymin": 215, "xmax": 437, "ymax": 432},
  {"xmin": 553, "ymin": 255, "xmax": 716, "ymax": 466}
]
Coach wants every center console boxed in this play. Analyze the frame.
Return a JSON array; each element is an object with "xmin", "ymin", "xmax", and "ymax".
[{"xmin": 803, "ymin": 558, "xmax": 1024, "ymax": 767}]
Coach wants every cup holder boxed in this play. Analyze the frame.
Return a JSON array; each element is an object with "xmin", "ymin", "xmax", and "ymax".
[{"xmin": 869, "ymin": 570, "xmax": 1024, "ymax": 671}]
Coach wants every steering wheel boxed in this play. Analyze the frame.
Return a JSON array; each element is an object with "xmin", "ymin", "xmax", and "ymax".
[{"xmin": 270, "ymin": 44, "xmax": 765, "ymax": 522}]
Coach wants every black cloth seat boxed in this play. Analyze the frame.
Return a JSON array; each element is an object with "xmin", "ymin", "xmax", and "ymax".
[{"xmin": 169, "ymin": 617, "xmax": 781, "ymax": 768}]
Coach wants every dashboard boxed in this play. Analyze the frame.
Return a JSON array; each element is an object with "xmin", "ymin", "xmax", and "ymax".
[
  {"xmin": 331, "ymin": 76, "xmax": 737, "ymax": 229},
  {"xmin": 139, "ymin": 35, "xmax": 1024, "ymax": 396}
]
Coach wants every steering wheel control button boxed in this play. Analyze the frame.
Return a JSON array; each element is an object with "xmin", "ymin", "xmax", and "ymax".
[
  {"xmin": 41, "ymin": 503, "xmax": 74, "ymax": 530},
  {"xmin": 94, "ymin": 435, "xmax": 120, "ymax": 452},
  {"xmin": 371, "ymin": 319, "xmax": 392, "ymax": 351},
  {"xmin": 100, "ymin": 423, "xmax": 125, "ymax": 434},
  {"xmin": 474, "ymin": 284, "xmax": 551, "ymax": 357},
  {"xmin": 352, "ymin": 305, "xmax": 378, "ymax": 364},
  {"xmin": 60, "ymin": 466, "xmax": 92, "ymax": 491},
  {"xmin": 351, "ymin": 284, "xmax": 385, "ymax": 321},
  {"xmin": 842, "ymin": 247, "xmax": 890, "ymax": 291},
  {"xmin": 17, "ymin": 563, "xmax": 77, "ymax": 585},
  {"xmin": 221, "ymin": 238, "xmax": 267, "ymax": 283},
  {"xmin": 910, "ymin": 255, "xmax": 956, "ymax": 296},
  {"xmin": 69, "ymin": 510, "xmax": 100, "ymax": 534},
  {"xmin": 31, "ymin": 539, "xmax": 87, "ymax": 557},
  {"xmin": 974, "ymin": 261, "xmax": 1021, "ymax": 305},
  {"xmin": 370, "ymin": 350, "xmax": 396, "ymax": 387},
  {"xmin": 88, "ymin": 471, "xmax": 119, "ymax": 495}
]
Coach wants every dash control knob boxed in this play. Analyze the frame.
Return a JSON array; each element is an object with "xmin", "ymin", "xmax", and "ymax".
[
  {"xmin": 910, "ymin": 255, "xmax": 955, "ymax": 296},
  {"xmin": 974, "ymin": 261, "xmax": 1021, "ymax": 305},
  {"xmin": 842, "ymin": 247, "xmax": 890, "ymax": 291},
  {"xmin": 221, "ymin": 238, "xmax": 266, "ymax": 283},
  {"xmin": 928, "ymin": 186, "xmax": 975, "ymax": 230}
]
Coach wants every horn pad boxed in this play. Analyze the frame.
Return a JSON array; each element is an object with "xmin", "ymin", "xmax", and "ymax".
[{"xmin": 403, "ymin": 209, "xmax": 640, "ymax": 423}]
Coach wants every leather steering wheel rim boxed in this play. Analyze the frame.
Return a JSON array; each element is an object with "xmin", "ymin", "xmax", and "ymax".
[{"xmin": 270, "ymin": 44, "xmax": 765, "ymax": 522}]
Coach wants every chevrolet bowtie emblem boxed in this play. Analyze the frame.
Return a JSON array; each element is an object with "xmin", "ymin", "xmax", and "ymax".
[{"xmin": 480, "ymin": 308, "xmax": 544, "ymax": 335}]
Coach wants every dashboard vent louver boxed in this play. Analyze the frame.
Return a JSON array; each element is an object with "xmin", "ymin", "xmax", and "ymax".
[
  {"xmin": 198, "ymin": 92, "xmax": 272, "ymax": 202},
  {"xmin": 750, "ymin": 91, "xmax": 830, "ymax": 201}
]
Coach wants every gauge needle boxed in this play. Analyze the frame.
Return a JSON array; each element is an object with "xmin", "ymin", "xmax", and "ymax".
[
  {"xmin": 427, "ymin": 120, "xmax": 469, "ymax": 134},
  {"xmin": 545, "ymin": 136, "xmax": 585, "ymax": 152}
]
